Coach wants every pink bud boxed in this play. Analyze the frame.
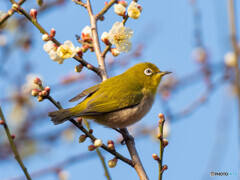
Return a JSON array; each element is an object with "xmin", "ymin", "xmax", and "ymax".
[
  {"xmin": 87, "ymin": 64, "xmax": 93, "ymax": 70},
  {"xmin": 79, "ymin": 135, "xmax": 87, "ymax": 143},
  {"xmin": 107, "ymin": 140, "xmax": 114, "ymax": 145},
  {"xmin": 31, "ymin": 89, "xmax": 39, "ymax": 97},
  {"xmin": 37, "ymin": 95, "xmax": 44, "ymax": 102},
  {"xmin": 41, "ymin": 90, "xmax": 48, "ymax": 97},
  {"xmin": 118, "ymin": 1, "xmax": 128, "ymax": 7},
  {"xmin": 99, "ymin": 15, "xmax": 105, "ymax": 21},
  {"xmin": 162, "ymin": 165, "xmax": 168, "ymax": 171},
  {"xmin": 76, "ymin": 47, "xmax": 83, "ymax": 58},
  {"xmin": 77, "ymin": 117, "xmax": 82, "ymax": 125},
  {"xmin": 30, "ymin": 9, "xmax": 37, "ymax": 20},
  {"xmin": 75, "ymin": 64, "xmax": 83, "ymax": 73},
  {"xmin": 108, "ymin": 158, "xmax": 118, "ymax": 168},
  {"xmin": 89, "ymin": 129, "xmax": 93, "ymax": 134},
  {"xmin": 33, "ymin": 77, "xmax": 42, "ymax": 85},
  {"xmin": 0, "ymin": 120, "xmax": 5, "ymax": 125},
  {"xmin": 108, "ymin": 143, "xmax": 115, "ymax": 151},
  {"xmin": 11, "ymin": 134, "xmax": 16, "ymax": 139},
  {"xmin": 81, "ymin": 45, "xmax": 89, "ymax": 53},
  {"xmin": 152, "ymin": 154, "xmax": 159, "ymax": 160},
  {"xmin": 163, "ymin": 139, "xmax": 169, "ymax": 148},
  {"xmin": 137, "ymin": 5, "xmax": 143, "ymax": 12},
  {"xmin": 50, "ymin": 28, "xmax": 56, "ymax": 38},
  {"xmin": 44, "ymin": 86, "xmax": 51, "ymax": 93},
  {"xmin": 104, "ymin": 1, "xmax": 108, "ymax": 5},
  {"xmin": 88, "ymin": 145, "xmax": 96, "ymax": 151},
  {"xmin": 158, "ymin": 113, "xmax": 164, "ymax": 119}
]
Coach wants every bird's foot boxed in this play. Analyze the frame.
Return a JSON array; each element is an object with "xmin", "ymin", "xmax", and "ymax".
[{"xmin": 113, "ymin": 128, "xmax": 134, "ymax": 145}]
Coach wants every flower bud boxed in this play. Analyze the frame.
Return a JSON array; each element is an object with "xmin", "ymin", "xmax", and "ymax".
[
  {"xmin": 158, "ymin": 113, "xmax": 164, "ymax": 119},
  {"xmin": 0, "ymin": 120, "xmax": 5, "ymax": 125},
  {"xmin": 41, "ymin": 90, "xmax": 48, "ymax": 97},
  {"xmin": 88, "ymin": 129, "xmax": 93, "ymax": 134},
  {"xmin": 110, "ymin": 48, "xmax": 120, "ymax": 57},
  {"xmin": 224, "ymin": 52, "xmax": 237, "ymax": 67},
  {"xmin": 42, "ymin": 34, "xmax": 51, "ymax": 41},
  {"xmin": 101, "ymin": 32, "xmax": 110, "ymax": 45},
  {"xmin": 163, "ymin": 139, "xmax": 169, "ymax": 148},
  {"xmin": 75, "ymin": 64, "xmax": 83, "ymax": 73},
  {"xmin": 90, "ymin": 47, "xmax": 94, "ymax": 52},
  {"xmin": 11, "ymin": 134, "xmax": 16, "ymax": 139},
  {"xmin": 31, "ymin": 89, "xmax": 39, "ymax": 97},
  {"xmin": 157, "ymin": 133, "xmax": 162, "ymax": 140},
  {"xmin": 76, "ymin": 47, "xmax": 83, "ymax": 57},
  {"xmin": 79, "ymin": 134, "xmax": 87, "ymax": 143},
  {"xmin": 88, "ymin": 145, "xmax": 96, "ymax": 151},
  {"xmin": 99, "ymin": 15, "xmax": 105, "ymax": 21},
  {"xmin": 8, "ymin": 9, "xmax": 14, "ymax": 16},
  {"xmin": 44, "ymin": 86, "xmax": 51, "ymax": 93},
  {"xmin": 37, "ymin": 0, "xmax": 43, "ymax": 6},
  {"xmin": 50, "ymin": 28, "xmax": 56, "ymax": 38},
  {"xmin": 30, "ymin": 9, "xmax": 37, "ymax": 20},
  {"xmin": 77, "ymin": 117, "xmax": 82, "ymax": 125},
  {"xmin": 108, "ymin": 143, "xmax": 115, "ymax": 151},
  {"xmin": 33, "ymin": 77, "xmax": 42, "ymax": 85},
  {"xmin": 107, "ymin": 140, "xmax": 114, "ymax": 145},
  {"xmin": 108, "ymin": 158, "xmax": 118, "ymax": 168},
  {"xmin": 81, "ymin": 45, "xmax": 89, "ymax": 53},
  {"xmin": 12, "ymin": 4, "xmax": 19, "ymax": 11},
  {"xmin": 37, "ymin": 95, "xmax": 44, "ymax": 102},
  {"xmin": 94, "ymin": 139, "xmax": 103, "ymax": 147},
  {"xmin": 87, "ymin": 63, "xmax": 93, "ymax": 70},
  {"xmin": 162, "ymin": 165, "xmax": 168, "ymax": 171},
  {"xmin": 152, "ymin": 154, "xmax": 159, "ymax": 160},
  {"xmin": 81, "ymin": 26, "xmax": 92, "ymax": 43},
  {"xmin": 114, "ymin": 4, "xmax": 126, "ymax": 16},
  {"xmin": 192, "ymin": 47, "xmax": 207, "ymax": 63},
  {"xmin": 118, "ymin": 1, "xmax": 128, "ymax": 7},
  {"xmin": 104, "ymin": 2, "xmax": 108, "ymax": 5},
  {"xmin": 137, "ymin": 5, "xmax": 143, "ymax": 12}
]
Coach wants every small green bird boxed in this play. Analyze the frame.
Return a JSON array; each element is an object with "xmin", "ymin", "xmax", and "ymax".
[{"xmin": 49, "ymin": 62, "xmax": 171, "ymax": 128}]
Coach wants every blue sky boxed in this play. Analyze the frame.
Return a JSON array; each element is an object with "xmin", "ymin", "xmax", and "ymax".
[{"xmin": 0, "ymin": 0, "xmax": 239, "ymax": 180}]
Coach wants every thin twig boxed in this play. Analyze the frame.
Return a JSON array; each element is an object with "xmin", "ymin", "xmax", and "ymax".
[
  {"xmin": 102, "ymin": 44, "xmax": 112, "ymax": 58},
  {"xmin": 0, "ymin": 106, "xmax": 31, "ymax": 180},
  {"xmin": 96, "ymin": 0, "xmax": 117, "ymax": 20},
  {"xmin": 158, "ymin": 115, "xmax": 165, "ymax": 180},
  {"xmin": 0, "ymin": 0, "xmax": 26, "ymax": 26},
  {"xmin": 84, "ymin": 120, "xmax": 111, "ymax": 180},
  {"xmin": 72, "ymin": 0, "xmax": 87, "ymax": 8}
]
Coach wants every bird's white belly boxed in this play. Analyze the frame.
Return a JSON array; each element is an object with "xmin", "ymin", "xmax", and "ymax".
[{"xmin": 96, "ymin": 95, "xmax": 154, "ymax": 128}]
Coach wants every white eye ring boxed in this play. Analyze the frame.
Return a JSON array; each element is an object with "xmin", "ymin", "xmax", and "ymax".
[{"xmin": 144, "ymin": 68, "xmax": 153, "ymax": 76}]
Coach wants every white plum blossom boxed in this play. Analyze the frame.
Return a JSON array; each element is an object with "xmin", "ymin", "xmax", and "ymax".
[
  {"xmin": 108, "ymin": 22, "xmax": 133, "ymax": 53},
  {"xmin": 57, "ymin": 40, "xmax": 76, "ymax": 60},
  {"xmin": 101, "ymin": 32, "xmax": 110, "ymax": 44},
  {"xmin": 43, "ymin": 41, "xmax": 55, "ymax": 53},
  {"xmin": 127, "ymin": 1, "xmax": 142, "ymax": 19},
  {"xmin": 114, "ymin": 4, "xmax": 126, "ymax": 16},
  {"xmin": 224, "ymin": 52, "xmax": 237, "ymax": 67},
  {"xmin": 49, "ymin": 50, "xmax": 64, "ymax": 64},
  {"xmin": 81, "ymin": 26, "xmax": 92, "ymax": 42}
]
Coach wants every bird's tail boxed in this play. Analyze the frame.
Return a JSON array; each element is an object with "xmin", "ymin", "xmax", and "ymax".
[{"xmin": 48, "ymin": 109, "xmax": 73, "ymax": 125}]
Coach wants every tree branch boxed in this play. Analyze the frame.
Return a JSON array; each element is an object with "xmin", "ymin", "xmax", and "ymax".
[
  {"xmin": 120, "ymin": 128, "xmax": 149, "ymax": 180},
  {"xmin": 0, "ymin": 106, "xmax": 31, "ymax": 180},
  {"xmin": 86, "ymin": 0, "xmax": 108, "ymax": 81}
]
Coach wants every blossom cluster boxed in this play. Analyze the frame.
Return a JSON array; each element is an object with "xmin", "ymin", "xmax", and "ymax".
[{"xmin": 114, "ymin": 1, "xmax": 142, "ymax": 19}]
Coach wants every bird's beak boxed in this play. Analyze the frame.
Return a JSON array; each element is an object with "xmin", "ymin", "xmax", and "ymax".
[{"xmin": 158, "ymin": 71, "xmax": 172, "ymax": 76}]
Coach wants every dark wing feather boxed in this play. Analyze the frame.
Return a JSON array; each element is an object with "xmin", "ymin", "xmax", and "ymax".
[{"xmin": 69, "ymin": 84, "xmax": 100, "ymax": 102}]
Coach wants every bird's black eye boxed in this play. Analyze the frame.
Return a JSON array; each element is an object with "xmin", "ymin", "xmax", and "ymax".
[{"xmin": 144, "ymin": 68, "xmax": 152, "ymax": 76}]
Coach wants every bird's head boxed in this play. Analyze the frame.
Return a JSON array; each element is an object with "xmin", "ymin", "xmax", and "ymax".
[{"xmin": 125, "ymin": 62, "xmax": 171, "ymax": 94}]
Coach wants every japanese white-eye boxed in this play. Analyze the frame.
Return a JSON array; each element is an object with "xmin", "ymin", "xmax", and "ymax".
[{"xmin": 49, "ymin": 62, "xmax": 171, "ymax": 128}]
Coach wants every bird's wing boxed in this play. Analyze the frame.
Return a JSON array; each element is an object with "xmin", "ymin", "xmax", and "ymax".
[
  {"xmin": 69, "ymin": 84, "xmax": 100, "ymax": 102},
  {"xmin": 75, "ymin": 91, "xmax": 144, "ymax": 116}
]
